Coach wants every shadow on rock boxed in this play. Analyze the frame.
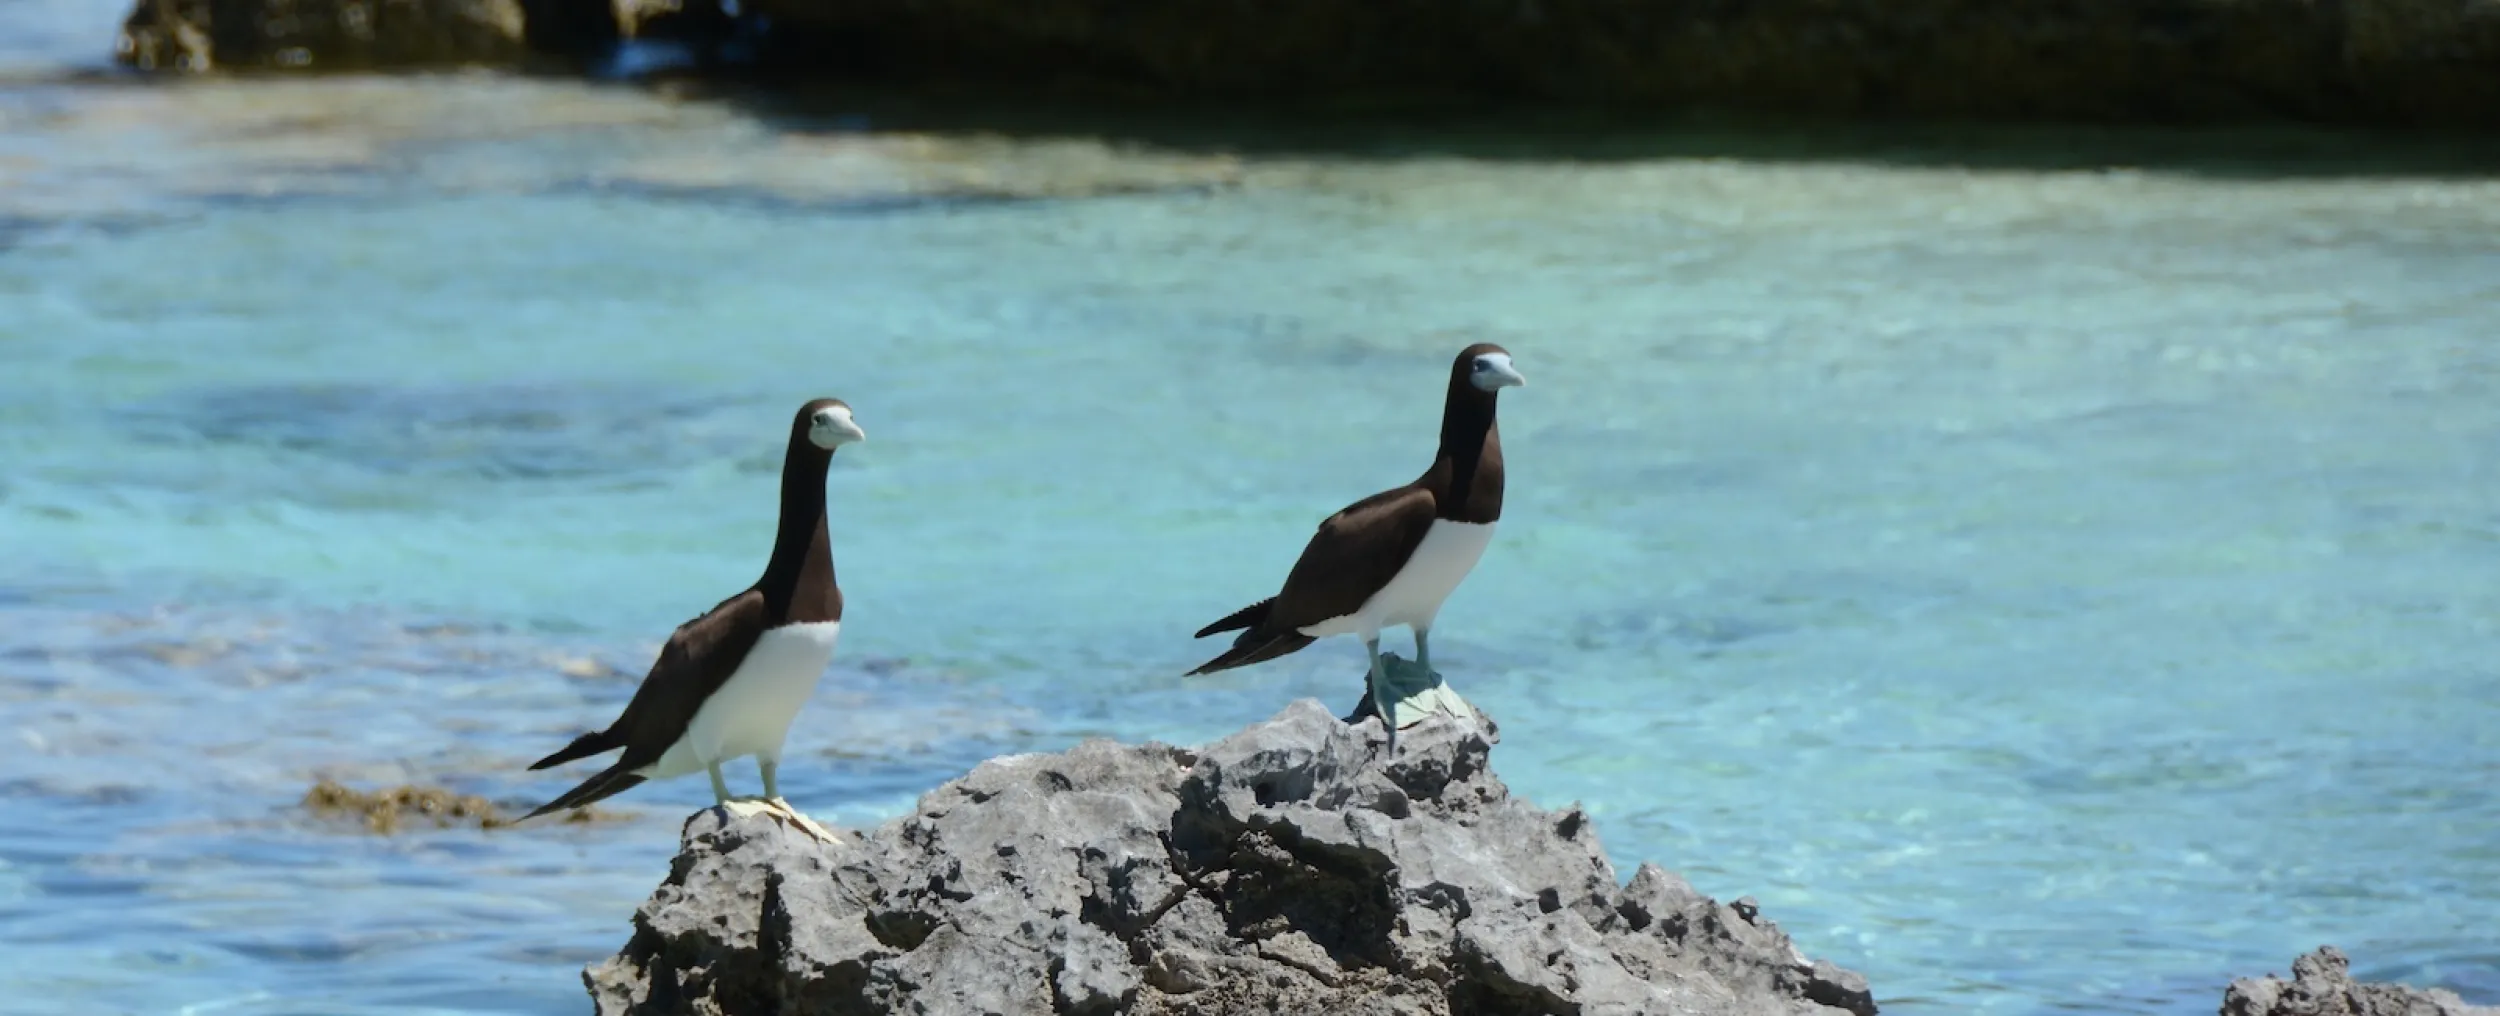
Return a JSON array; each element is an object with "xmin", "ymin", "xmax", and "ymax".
[{"xmin": 587, "ymin": 699, "xmax": 1878, "ymax": 1015}]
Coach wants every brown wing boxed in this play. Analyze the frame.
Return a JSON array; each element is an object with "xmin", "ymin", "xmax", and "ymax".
[
  {"xmin": 1263, "ymin": 485, "xmax": 1439, "ymax": 632},
  {"xmin": 606, "ymin": 588, "xmax": 774, "ymax": 770}
]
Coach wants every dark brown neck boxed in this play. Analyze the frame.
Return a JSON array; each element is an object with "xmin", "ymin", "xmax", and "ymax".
[
  {"xmin": 1427, "ymin": 382, "xmax": 1504, "ymax": 524},
  {"xmin": 758, "ymin": 438, "xmax": 842, "ymax": 624}
]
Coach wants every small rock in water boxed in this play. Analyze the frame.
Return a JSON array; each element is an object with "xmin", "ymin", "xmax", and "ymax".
[
  {"xmin": 552, "ymin": 654, "xmax": 626, "ymax": 680},
  {"xmin": 140, "ymin": 638, "xmax": 232, "ymax": 668},
  {"xmin": 587, "ymin": 699, "xmax": 1879, "ymax": 1015},
  {"xmin": 2223, "ymin": 946, "xmax": 2497, "ymax": 1016}
]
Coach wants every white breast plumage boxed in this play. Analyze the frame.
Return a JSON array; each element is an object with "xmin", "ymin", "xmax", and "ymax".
[
  {"xmin": 640, "ymin": 620, "xmax": 841, "ymax": 780},
  {"xmin": 1299, "ymin": 520, "xmax": 1496, "ymax": 639}
]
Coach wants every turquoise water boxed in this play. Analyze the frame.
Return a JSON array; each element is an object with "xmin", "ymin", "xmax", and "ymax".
[{"xmin": 5, "ymin": 18, "xmax": 2500, "ymax": 1014}]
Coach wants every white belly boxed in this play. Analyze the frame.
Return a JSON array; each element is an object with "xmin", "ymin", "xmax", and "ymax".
[
  {"xmin": 1299, "ymin": 520, "xmax": 1495, "ymax": 639},
  {"xmin": 640, "ymin": 620, "xmax": 840, "ymax": 780}
]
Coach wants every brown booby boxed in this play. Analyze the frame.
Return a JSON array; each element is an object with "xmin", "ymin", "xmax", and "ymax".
[
  {"xmin": 1187, "ymin": 343, "xmax": 1526, "ymax": 752},
  {"xmin": 521, "ymin": 397, "xmax": 865, "ymax": 840}
]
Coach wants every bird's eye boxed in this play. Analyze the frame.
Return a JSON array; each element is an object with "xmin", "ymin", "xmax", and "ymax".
[{"xmin": 1472, "ymin": 360, "xmax": 1489, "ymax": 372}]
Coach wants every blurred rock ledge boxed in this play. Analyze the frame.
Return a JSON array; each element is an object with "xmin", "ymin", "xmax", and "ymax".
[{"xmin": 110, "ymin": 0, "xmax": 2500, "ymax": 127}]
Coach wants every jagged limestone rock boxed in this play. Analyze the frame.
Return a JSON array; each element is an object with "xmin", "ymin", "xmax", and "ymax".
[
  {"xmin": 587, "ymin": 699, "xmax": 1878, "ymax": 1016},
  {"xmin": 2224, "ymin": 947, "xmax": 2497, "ymax": 1016}
]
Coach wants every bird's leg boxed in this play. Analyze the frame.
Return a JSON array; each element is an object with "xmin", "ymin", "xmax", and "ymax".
[
  {"xmin": 753, "ymin": 757, "xmax": 839, "ymax": 844},
  {"xmin": 1386, "ymin": 624, "xmax": 1471, "ymax": 733},
  {"xmin": 1367, "ymin": 635, "xmax": 1398, "ymax": 756},
  {"xmin": 717, "ymin": 759, "xmax": 779, "ymax": 822}
]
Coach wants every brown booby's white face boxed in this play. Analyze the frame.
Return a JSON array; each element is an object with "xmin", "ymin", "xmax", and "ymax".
[
  {"xmin": 1467, "ymin": 352, "xmax": 1527, "ymax": 391},
  {"xmin": 807, "ymin": 403, "xmax": 866, "ymax": 450}
]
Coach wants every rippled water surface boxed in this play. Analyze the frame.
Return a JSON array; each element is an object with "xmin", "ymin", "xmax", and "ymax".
[{"xmin": 3, "ymin": 14, "xmax": 2498, "ymax": 1015}]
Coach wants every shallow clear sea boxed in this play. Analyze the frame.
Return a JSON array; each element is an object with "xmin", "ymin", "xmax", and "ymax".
[{"xmin": 3, "ymin": 6, "xmax": 2497, "ymax": 1014}]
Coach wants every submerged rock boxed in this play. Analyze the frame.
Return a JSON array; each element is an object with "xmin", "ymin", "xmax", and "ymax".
[
  {"xmin": 2223, "ymin": 947, "xmax": 2497, "ymax": 1016},
  {"xmin": 301, "ymin": 777, "xmax": 612, "ymax": 832},
  {"xmin": 586, "ymin": 699, "xmax": 1877, "ymax": 1015},
  {"xmin": 304, "ymin": 778, "xmax": 509, "ymax": 833}
]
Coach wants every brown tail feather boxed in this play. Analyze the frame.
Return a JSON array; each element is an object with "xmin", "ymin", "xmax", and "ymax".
[
  {"xmin": 529, "ymin": 729, "xmax": 620, "ymax": 771},
  {"xmin": 1187, "ymin": 630, "xmax": 1317, "ymax": 676},
  {"xmin": 1194, "ymin": 598, "xmax": 1274, "ymax": 639},
  {"xmin": 522, "ymin": 762, "xmax": 646, "ymax": 821}
]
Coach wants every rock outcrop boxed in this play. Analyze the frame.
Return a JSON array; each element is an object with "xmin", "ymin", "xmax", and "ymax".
[
  {"xmin": 107, "ymin": 0, "xmax": 2500, "ymax": 126},
  {"xmin": 740, "ymin": 0, "xmax": 2500, "ymax": 126},
  {"xmin": 2224, "ymin": 947, "xmax": 2497, "ymax": 1016},
  {"xmin": 587, "ymin": 699, "xmax": 1878, "ymax": 1015}
]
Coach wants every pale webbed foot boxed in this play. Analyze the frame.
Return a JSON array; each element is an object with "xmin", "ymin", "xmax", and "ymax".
[
  {"xmin": 1374, "ymin": 651, "xmax": 1471, "ymax": 730},
  {"xmin": 722, "ymin": 797, "xmax": 841, "ymax": 844},
  {"xmin": 764, "ymin": 797, "xmax": 842, "ymax": 844},
  {"xmin": 721, "ymin": 797, "xmax": 776, "ymax": 819}
]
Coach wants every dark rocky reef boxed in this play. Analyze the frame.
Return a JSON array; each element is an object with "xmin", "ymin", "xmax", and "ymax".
[
  {"xmin": 115, "ymin": 0, "xmax": 614, "ymax": 72},
  {"xmin": 587, "ymin": 699, "xmax": 1878, "ymax": 1015},
  {"xmin": 111, "ymin": 0, "xmax": 2500, "ymax": 126},
  {"xmin": 2224, "ymin": 947, "xmax": 2497, "ymax": 1016},
  {"xmin": 747, "ymin": 0, "xmax": 2500, "ymax": 126}
]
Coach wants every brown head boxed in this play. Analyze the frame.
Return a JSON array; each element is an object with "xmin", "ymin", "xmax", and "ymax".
[
  {"xmin": 1450, "ymin": 342, "xmax": 1527, "ymax": 397},
  {"xmin": 792, "ymin": 397, "xmax": 867, "ymax": 453},
  {"xmin": 764, "ymin": 398, "xmax": 861, "ymax": 620},
  {"xmin": 1430, "ymin": 345, "xmax": 1521, "ymax": 522}
]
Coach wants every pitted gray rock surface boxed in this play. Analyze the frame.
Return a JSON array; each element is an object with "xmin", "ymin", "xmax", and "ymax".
[
  {"xmin": 587, "ymin": 699, "xmax": 1879, "ymax": 1015},
  {"xmin": 2223, "ymin": 947, "xmax": 2497, "ymax": 1016}
]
